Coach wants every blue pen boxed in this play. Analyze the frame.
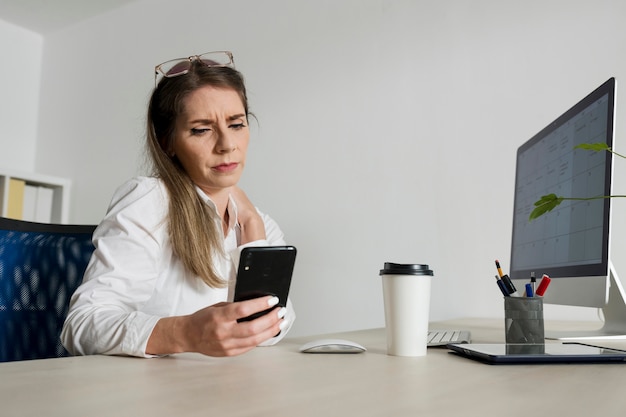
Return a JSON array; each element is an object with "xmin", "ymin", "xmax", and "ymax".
[{"xmin": 525, "ymin": 283, "xmax": 534, "ymax": 297}]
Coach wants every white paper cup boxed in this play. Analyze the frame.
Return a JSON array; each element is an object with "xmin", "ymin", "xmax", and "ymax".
[{"xmin": 380, "ymin": 263, "xmax": 433, "ymax": 357}]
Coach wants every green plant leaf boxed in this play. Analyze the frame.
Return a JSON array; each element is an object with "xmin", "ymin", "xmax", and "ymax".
[
  {"xmin": 529, "ymin": 193, "xmax": 564, "ymax": 221},
  {"xmin": 530, "ymin": 142, "xmax": 626, "ymax": 220},
  {"xmin": 574, "ymin": 142, "xmax": 611, "ymax": 152}
]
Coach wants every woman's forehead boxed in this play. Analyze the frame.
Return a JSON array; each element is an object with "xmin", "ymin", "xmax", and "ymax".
[{"xmin": 180, "ymin": 86, "xmax": 246, "ymax": 119}]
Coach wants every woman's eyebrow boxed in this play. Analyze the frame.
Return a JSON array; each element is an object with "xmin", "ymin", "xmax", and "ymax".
[
  {"xmin": 188, "ymin": 118, "xmax": 213, "ymax": 124},
  {"xmin": 187, "ymin": 113, "xmax": 246, "ymax": 124}
]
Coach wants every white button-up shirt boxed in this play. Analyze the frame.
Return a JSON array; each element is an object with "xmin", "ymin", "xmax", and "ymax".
[{"xmin": 61, "ymin": 177, "xmax": 295, "ymax": 357}]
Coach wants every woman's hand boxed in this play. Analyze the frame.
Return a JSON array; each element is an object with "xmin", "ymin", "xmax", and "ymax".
[
  {"xmin": 146, "ymin": 296, "xmax": 286, "ymax": 357},
  {"xmin": 231, "ymin": 186, "xmax": 266, "ymax": 244}
]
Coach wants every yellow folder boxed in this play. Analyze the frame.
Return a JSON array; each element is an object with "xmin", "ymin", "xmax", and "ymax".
[{"xmin": 7, "ymin": 178, "xmax": 25, "ymax": 220}]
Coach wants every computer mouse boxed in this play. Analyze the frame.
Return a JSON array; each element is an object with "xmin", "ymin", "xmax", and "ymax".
[{"xmin": 298, "ymin": 338, "xmax": 366, "ymax": 353}]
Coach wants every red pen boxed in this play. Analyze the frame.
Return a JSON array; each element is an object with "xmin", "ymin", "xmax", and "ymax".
[{"xmin": 536, "ymin": 274, "xmax": 551, "ymax": 296}]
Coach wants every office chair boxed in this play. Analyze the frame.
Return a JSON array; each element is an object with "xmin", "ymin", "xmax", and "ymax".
[{"xmin": 0, "ymin": 217, "xmax": 96, "ymax": 362}]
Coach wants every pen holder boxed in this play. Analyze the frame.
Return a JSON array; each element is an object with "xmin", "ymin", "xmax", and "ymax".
[{"xmin": 504, "ymin": 296, "xmax": 545, "ymax": 353}]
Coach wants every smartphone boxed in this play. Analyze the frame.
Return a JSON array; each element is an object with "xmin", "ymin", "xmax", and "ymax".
[{"xmin": 234, "ymin": 245, "xmax": 297, "ymax": 322}]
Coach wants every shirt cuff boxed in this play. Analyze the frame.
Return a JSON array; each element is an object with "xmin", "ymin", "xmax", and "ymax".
[
  {"xmin": 122, "ymin": 312, "xmax": 163, "ymax": 358},
  {"xmin": 229, "ymin": 239, "xmax": 271, "ymax": 271}
]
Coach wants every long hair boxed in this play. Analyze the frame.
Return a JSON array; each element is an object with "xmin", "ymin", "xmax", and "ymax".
[{"xmin": 147, "ymin": 61, "xmax": 249, "ymax": 288}]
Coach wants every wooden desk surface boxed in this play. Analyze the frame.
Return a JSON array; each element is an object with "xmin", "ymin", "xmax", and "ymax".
[{"xmin": 2, "ymin": 319, "xmax": 626, "ymax": 417}]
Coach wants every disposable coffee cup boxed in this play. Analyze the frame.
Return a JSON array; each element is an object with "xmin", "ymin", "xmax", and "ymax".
[{"xmin": 379, "ymin": 263, "xmax": 433, "ymax": 357}]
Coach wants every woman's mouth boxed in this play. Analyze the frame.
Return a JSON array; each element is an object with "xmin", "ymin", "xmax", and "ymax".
[{"xmin": 213, "ymin": 162, "xmax": 239, "ymax": 173}]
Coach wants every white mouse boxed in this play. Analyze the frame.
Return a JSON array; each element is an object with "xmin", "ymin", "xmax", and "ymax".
[{"xmin": 298, "ymin": 338, "xmax": 366, "ymax": 353}]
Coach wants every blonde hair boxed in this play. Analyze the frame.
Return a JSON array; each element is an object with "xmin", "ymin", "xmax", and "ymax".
[{"xmin": 146, "ymin": 62, "xmax": 249, "ymax": 288}]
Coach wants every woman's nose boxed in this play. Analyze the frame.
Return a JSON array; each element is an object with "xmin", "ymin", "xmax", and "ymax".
[{"xmin": 216, "ymin": 131, "xmax": 236, "ymax": 153}]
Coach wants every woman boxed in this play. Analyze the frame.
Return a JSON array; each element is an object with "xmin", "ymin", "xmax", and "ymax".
[{"xmin": 61, "ymin": 51, "xmax": 295, "ymax": 358}]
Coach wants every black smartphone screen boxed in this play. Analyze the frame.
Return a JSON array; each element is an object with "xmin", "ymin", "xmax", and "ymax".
[{"xmin": 234, "ymin": 246, "xmax": 297, "ymax": 322}]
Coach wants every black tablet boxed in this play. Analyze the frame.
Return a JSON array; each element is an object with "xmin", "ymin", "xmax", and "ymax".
[{"xmin": 447, "ymin": 342, "xmax": 626, "ymax": 364}]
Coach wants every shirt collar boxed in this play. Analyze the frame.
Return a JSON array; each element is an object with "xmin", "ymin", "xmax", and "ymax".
[{"xmin": 194, "ymin": 185, "xmax": 239, "ymax": 231}]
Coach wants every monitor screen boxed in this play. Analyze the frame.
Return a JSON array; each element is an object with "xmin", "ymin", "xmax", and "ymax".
[{"xmin": 509, "ymin": 77, "xmax": 615, "ymax": 308}]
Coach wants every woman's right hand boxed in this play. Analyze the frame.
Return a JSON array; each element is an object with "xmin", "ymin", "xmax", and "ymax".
[{"xmin": 146, "ymin": 295, "xmax": 287, "ymax": 357}]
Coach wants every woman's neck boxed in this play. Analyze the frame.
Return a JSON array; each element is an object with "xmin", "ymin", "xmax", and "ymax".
[{"xmin": 203, "ymin": 187, "xmax": 231, "ymax": 222}]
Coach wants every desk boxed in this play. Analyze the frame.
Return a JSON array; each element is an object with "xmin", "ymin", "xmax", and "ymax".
[{"xmin": 2, "ymin": 319, "xmax": 626, "ymax": 417}]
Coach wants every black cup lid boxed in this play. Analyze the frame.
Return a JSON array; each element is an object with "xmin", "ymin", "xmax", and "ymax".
[{"xmin": 379, "ymin": 262, "xmax": 433, "ymax": 276}]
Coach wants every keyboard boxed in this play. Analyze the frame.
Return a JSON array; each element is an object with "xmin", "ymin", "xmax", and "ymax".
[{"xmin": 427, "ymin": 329, "xmax": 471, "ymax": 347}]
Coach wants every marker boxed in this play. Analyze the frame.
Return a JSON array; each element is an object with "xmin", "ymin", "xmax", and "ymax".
[
  {"xmin": 536, "ymin": 274, "xmax": 551, "ymax": 297},
  {"xmin": 530, "ymin": 272, "xmax": 536, "ymax": 294},
  {"xmin": 495, "ymin": 275, "xmax": 509, "ymax": 296},
  {"xmin": 495, "ymin": 260, "xmax": 518, "ymax": 296},
  {"xmin": 501, "ymin": 274, "xmax": 519, "ymax": 296},
  {"xmin": 525, "ymin": 283, "xmax": 534, "ymax": 297}
]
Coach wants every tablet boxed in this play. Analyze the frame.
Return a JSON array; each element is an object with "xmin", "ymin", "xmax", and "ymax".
[{"xmin": 447, "ymin": 342, "xmax": 626, "ymax": 364}]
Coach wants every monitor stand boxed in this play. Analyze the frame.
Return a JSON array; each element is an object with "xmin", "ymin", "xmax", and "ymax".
[{"xmin": 546, "ymin": 263, "xmax": 626, "ymax": 340}]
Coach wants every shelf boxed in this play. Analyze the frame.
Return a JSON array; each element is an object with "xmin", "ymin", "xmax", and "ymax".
[{"xmin": 0, "ymin": 169, "xmax": 70, "ymax": 224}]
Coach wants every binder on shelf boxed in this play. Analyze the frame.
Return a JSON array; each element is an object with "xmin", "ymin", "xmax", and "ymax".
[
  {"xmin": 22, "ymin": 184, "xmax": 38, "ymax": 222},
  {"xmin": 34, "ymin": 186, "xmax": 54, "ymax": 223},
  {"xmin": 7, "ymin": 178, "xmax": 25, "ymax": 220}
]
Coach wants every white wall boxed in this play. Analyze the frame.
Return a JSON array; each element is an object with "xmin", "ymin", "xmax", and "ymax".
[
  {"xmin": 7, "ymin": 0, "xmax": 626, "ymax": 337},
  {"xmin": 0, "ymin": 18, "xmax": 42, "ymax": 171}
]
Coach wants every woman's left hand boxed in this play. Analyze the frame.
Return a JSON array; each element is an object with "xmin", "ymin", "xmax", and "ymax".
[{"xmin": 231, "ymin": 186, "xmax": 266, "ymax": 244}]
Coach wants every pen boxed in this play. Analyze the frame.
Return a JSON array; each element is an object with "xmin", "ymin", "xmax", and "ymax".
[
  {"xmin": 536, "ymin": 274, "xmax": 551, "ymax": 297},
  {"xmin": 495, "ymin": 260, "xmax": 505, "ymax": 278},
  {"xmin": 525, "ymin": 283, "xmax": 534, "ymax": 297},
  {"xmin": 495, "ymin": 275, "xmax": 509, "ymax": 296}
]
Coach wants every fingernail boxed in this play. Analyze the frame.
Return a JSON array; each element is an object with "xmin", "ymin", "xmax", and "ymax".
[
  {"xmin": 268, "ymin": 296, "xmax": 279, "ymax": 307},
  {"xmin": 279, "ymin": 319, "xmax": 289, "ymax": 331},
  {"xmin": 277, "ymin": 307, "xmax": 287, "ymax": 319}
]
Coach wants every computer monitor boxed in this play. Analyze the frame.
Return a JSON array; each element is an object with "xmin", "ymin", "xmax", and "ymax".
[{"xmin": 509, "ymin": 77, "xmax": 626, "ymax": 340}]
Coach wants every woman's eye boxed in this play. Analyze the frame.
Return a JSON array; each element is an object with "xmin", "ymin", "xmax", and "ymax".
[
  {"xmin": 231, "ymin": 123, "xmax": 246, "ymax": 130},
  {"xmin": 191, "ymin": 128, "xmax": 211, "ymax": 136}
]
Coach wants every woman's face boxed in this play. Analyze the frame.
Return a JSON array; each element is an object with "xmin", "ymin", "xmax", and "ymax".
[{"xmin": 172, "ymin": 86, "xmax": 249, "ymax": 196}]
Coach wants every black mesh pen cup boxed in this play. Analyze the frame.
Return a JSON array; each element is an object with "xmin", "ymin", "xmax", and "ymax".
[{"xmin": 504, "ymin": 296, "xmax": 545, "ymax": 353}]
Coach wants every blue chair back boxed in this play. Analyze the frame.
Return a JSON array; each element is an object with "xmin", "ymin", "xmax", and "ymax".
[{"xmin": 0, "ymin": 217, "xmax": 96, "ymax": 362}]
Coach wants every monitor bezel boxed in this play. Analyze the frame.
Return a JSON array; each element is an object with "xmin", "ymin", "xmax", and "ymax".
[{"xmin": 509, "ymin": 77, "xmax": 616, "ymax": 282}]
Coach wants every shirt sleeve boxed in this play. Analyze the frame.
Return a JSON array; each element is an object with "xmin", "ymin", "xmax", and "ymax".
[
  {"xmin": 61, "ymin": 178, "xmax": 168, "ymax": 358},
  {"xmin": 61, "ymin": 178, "xmax": 296, "ymax": 357},
  {"xmin": 228, "ymin": 210, "xmax": 297, "ymax": 346}
]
